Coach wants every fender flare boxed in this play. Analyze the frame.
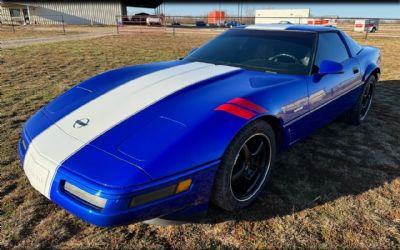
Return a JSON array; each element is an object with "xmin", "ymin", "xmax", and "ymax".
[
  {"xmin": 249, "ymin": 114, "xmax": 286, "ymax": 152},
  {"xmin": 363, "ymin": 63, "xmax": 380, "ymax": 82}
]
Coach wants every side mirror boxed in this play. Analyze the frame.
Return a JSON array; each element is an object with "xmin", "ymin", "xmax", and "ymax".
[
  {"xmin": 319, "ymin": 60, "xmax": 344, "ymax": 74},
  {"xmin": 187, "ymin": 48, "xmax": 198, "ymax": 56}
]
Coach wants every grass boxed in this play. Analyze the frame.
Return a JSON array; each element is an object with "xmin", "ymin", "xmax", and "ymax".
[
  {"xmin": 0, "ymin": 31, "xmax": 399, "ymax": 248},
  {"xmin": 0, "ymin": 25, "xmax": 87, "ymax": 41}
]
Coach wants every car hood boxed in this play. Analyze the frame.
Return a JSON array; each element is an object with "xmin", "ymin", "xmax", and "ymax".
[{"xmin": 39, "ymin": 60, "xmax": 301, "ymax": 184}]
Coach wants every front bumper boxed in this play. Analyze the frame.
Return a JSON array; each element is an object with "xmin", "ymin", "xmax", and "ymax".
[
  {"xmin": 19, "ymin": 133, "xmax": 218, "ymax": 227},
  {"xmin": 49, "ymin": 162, "xmax": 218, "ymax": 227}
]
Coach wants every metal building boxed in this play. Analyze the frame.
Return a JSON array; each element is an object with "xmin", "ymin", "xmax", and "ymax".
[
  {"xmin": 0, "ymin": 0, "xmax": 162, "ymax": 25},
  {"xmin": 255, "ymin": 9, "xmax": 311, "ymax": 24}
]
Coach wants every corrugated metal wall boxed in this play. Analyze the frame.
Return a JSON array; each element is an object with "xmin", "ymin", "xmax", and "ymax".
[
  {"xmin": 0, "ymin": 4, "xmax": 26, "ymax": 24},
  {"xmin": 9, "ymin": 1, "xmax": 124, "ymax": 25},
  {"xmin": 0, "ymin": 6, "xmax": 12, "ymax": 24}
]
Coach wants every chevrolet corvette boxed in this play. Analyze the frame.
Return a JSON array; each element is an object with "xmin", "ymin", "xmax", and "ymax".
[{"xmin": 18, "ymin": 24, "xmax": 381, "ymax": 227}]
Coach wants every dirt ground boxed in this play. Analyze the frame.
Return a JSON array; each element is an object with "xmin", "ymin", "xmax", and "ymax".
[{"xmin": 0, "ymin": 30, "xmax": 399, "ymax": 249}]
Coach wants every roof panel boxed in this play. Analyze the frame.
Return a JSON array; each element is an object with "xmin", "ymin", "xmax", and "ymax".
[
  {"xmin": 244, "ymin": 24, "xmax": 294, "ymax": 30},
  {"xmin": 0, "ymin": 0, "xmax": 164, "ymax": 9},
  {"xmin": 121, "ymin": 0, "xmax": 163, "ymax": 8},
  {"xmin": 286, "ymin": 25, "xmax": 338, "ymax": 32},
  {"xmin": 239, "ymin": 24, "xmax": 338, "ymax": 32}
]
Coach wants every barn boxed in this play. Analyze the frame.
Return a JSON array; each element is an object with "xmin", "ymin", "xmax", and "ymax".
[{"xmin": 0, "ymin": 0, "xmax": 162, "ymax": 25}]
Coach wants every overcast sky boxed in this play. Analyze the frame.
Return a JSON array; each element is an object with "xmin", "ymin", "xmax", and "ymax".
[{"xmin": 128, "ymin": 3, "xmax": 400, "ymax": 19}]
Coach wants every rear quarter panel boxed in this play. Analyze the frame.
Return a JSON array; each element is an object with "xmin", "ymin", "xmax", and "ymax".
[{"xmin": 356, "ymin": 46, "xmax": 381, "ymax": 81}]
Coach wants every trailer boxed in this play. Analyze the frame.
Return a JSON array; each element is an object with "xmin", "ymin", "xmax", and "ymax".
[
  {"xmin": 306, "ymin": 18, "xmax": 338, "ymax": 27},
  {"xmin": 354, "ymin": 19, "xmax": 380, "ymax": 32},
  {"xmin": 146, "ymin": 16, "xmax": 162, "ymax": 26},
  {"xmin": 208, "ymin": 11, "xmax": 225, "ymax": 26}
]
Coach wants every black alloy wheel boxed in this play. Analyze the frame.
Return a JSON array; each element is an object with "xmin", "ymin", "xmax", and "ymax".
[
  {"xmin": 211, "ymin": 120, "xmax": 276, "ymax": 211},
  {"xmin": 359, "ymin": 78, "xmax": 375, "ymax": 121},
  {"xmin": 230, "ymin": 133, "xmax": 271, "ymax": 202},
  {"xmin": 344, "ymin": 75, "xmax": 377, "ymax": 125}
]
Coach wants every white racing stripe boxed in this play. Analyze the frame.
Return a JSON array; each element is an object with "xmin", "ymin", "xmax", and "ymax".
[{"xmin": 23, "ymin": 62, "xmax": 239, "ymax": 198}]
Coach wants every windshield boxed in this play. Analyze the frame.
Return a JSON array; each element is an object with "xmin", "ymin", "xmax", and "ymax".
[{"xmin": 186, "ymin": 29, "xmax": 317, "ymax": 75}]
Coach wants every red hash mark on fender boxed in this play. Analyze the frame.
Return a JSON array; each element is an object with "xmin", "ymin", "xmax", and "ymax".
[
  {"xmin": 215, "ymin": 104, "xmax": 257, "ymax": 120},
  {"xmin": 228, "ymin": 98, "xmax": 267, "ymax": 113}
]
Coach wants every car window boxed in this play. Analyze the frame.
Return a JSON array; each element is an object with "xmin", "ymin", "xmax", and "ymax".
[
  {"xmin": 340, "ymin": 31, "xmax": 362, "ymax": 56},
  {"xmin": 314, "ymin": 32, "xmax": 350, "ymax": 67},
  {"xmin": 185, "ymin": 29, "xmax": 316, "ymax": 75}
]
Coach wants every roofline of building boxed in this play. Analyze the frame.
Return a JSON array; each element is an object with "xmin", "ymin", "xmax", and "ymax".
[{"xmin": 0, "ymin": 0, "xmax": 163, "ymax": 8}]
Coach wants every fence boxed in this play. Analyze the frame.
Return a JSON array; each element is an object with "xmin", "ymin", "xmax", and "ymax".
[
  {"xmin": 116, "ymin": 15, "xmax": 400, "ymax": 39},
  {"xmin": 0, "ymin": 14, "xmax": 66, "ymax": 34},
  {"xmin": 1, "ymin": 14, "xmax": 399, "ymax": 40},
  {"xmin": 116, "ymin": 14, "xmax": 167, "ymax": 34}
]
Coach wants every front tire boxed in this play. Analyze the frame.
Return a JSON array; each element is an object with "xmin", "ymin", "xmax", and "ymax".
[
  {"xmin": 345, "ymin": 75, "xmax": 376, "ymax": 125},
  {"xmin": 211, "ymin": 120, "xmax": 276, "ymax": 211}
]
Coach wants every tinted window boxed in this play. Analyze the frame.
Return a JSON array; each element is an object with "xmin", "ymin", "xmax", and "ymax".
[
  {"xmin": 315, "ymin": 32, "xmax": 349, "ymax": 66},
  {"xmin": 186, "ymin": 29, "xmax": 316, "ymax": 75}
]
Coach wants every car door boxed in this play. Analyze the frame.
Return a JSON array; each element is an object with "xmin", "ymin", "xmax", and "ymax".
[{"xmin": 305, "ymin": 31, "xmax": 362, "ymax": 132}]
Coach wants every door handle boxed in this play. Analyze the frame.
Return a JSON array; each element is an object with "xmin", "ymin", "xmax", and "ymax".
[{"xmin": 353, "ymin": 67, "xmax": 359, "ymax": 74}]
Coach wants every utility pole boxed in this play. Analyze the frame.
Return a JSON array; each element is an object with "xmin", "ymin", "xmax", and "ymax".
[
  {"xmin": 240, "ymin": 1, "xmax": 243, "ymax": 23},
  {"xmin": 237, "ymin": 1, "xmax": 240, "ymax": 21}
]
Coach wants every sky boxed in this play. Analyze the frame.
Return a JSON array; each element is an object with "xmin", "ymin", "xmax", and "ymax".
[{"xmin": 128, "ymin": 3, "xmax": 400, "ymax": 19}]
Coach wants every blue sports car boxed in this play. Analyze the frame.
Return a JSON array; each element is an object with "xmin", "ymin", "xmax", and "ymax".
[{"xmin": 19, "ymin": 24, "xmax": 381, "ymax": 227}]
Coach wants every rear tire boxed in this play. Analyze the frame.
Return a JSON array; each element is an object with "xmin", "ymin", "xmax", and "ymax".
[
  {"xmin": 211, "ymin": 120, "xmax": 276, "ymax": 211},
  {"xmin": 344, "ymin": 75, "xmax": 376, "ymax": 125}
]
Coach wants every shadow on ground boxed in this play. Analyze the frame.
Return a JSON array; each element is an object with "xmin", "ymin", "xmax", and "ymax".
[{"xmin": 171, "ymin": 80, "xmax": 400, "ymax": 224}]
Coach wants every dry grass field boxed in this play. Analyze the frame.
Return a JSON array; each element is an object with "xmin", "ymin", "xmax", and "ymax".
[
  {"xmin": 0, "ymin": 25, "xmax": 87, "ymax": 41},
  {"xmin": 0, "ymin": 29, "xmax": 399, "ymax": 248}
]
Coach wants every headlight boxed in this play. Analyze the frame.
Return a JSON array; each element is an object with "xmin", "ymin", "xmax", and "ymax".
[
  {"xmin": 64, "ymin": 182, "xmax": 107, "ymax": 209},
  {"xmin": 129, "ymin": 179, "xmax": 192, "ymax": 208}
]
